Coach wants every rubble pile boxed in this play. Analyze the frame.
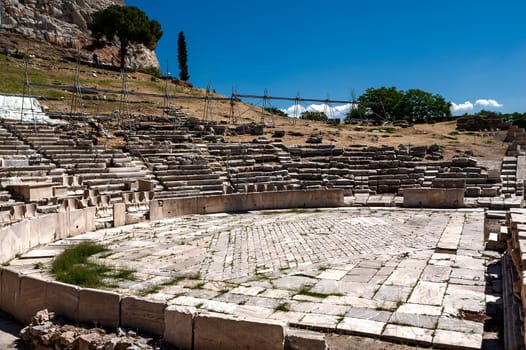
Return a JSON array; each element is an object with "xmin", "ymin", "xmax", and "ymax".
[{"xmin": 20, "ymin": 310, "xmax": 168, "ymax": 350}]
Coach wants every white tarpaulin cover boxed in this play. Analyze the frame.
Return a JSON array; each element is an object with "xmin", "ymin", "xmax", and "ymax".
[{"xmin": 0, "ymin": 94, "xmax": 58, "ymax": 123}]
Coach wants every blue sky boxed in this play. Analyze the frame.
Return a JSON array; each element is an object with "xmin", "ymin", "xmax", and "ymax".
[{"xmin": 126, "ymin": 0, "xmax": 526, "ymax": 115}]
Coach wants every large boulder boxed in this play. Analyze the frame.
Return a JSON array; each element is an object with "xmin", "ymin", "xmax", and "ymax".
[{"xmin": 0, "ymin": 0, "xmax": 159, "ymax": 69}]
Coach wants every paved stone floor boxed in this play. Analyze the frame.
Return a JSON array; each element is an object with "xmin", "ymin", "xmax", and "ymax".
[{"xmin": 13, "ymin": 208, "xmax": 489, "ymax": 349}]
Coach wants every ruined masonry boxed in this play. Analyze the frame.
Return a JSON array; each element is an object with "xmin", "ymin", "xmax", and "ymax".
[{"xmin": 0, "ymin": 111, "xmax": 524, "ymax": 349}]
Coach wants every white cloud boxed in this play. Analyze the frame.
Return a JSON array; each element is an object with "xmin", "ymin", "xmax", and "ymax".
[
  {"xmin": 281, "ymin": 104, "xmax": 306, "ymax": 117},
  {"xmin": 450, "ymin": 98, "xmax": 504, "ymax": 114},
  {"xmin": 450, "ymin": 101, "xmax": 474, "ymax": 112},
  {"xmin": 475, "ymin": 99, "xmax": 503, "ymax": 108},
  {"xmin": 281, "ymin": 103, "xmax": 356, "ymax": 119}
]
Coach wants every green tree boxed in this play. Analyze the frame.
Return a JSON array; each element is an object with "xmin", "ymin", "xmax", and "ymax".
[
  {"xmin": 404, "ymin": 89, "xmax": 451, "ymax": 122},
  {"xmin": 345, "ymin": 87, "xmax": 451, "ymax": 123},
  {"xmin": 301, "ymin": 111, "xmax": 328, "ymax": 122},
  {"xmin": 177, "ymin": 31, "xmax": 190, "ymax": 81},
  {"xmin": 357, "ymin": 87, "xmax": 407, "ymax": 121},
  {"xmin": 88, "ymin": 5, "xmax": 162, "ymax": 69}
]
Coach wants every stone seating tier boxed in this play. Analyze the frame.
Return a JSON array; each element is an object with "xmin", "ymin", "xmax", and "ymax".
[
  {"xmin": 161, "ymin": 181, "xmax": 224, "ymax": 191},
  {"xmin": 80, "ymin": 170, "xmax": 150, "ymax": 181},
  {"xmin": 86, "ymin": 183, "xmax": 129, "ymax": 193},
  {"xmin": 154, "ymin": 189, "xmax": 224, "ymax": 198},
  {"xmin": 0, "ymin": 143, "xmax": 31, "ymax": 150},
  {"xmin": 158, "ymin": 174, "xmax": 222, "ymax": 183},
  {"xmin": 225, "ymin": 159, "xmax": 256, "ymax": 167},
  {"xmin": 228, "ymin": 169, "xmax": 288, "ymax": 177},
  {"xmin": 0, "ymin": 165, "xmax": 59, "ymax": 176},
  {"xmin": 153, "ymin": 168, "xmax": 214, "ymax": 177}
]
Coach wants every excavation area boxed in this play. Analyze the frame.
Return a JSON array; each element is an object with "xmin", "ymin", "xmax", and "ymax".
[{"xmin": 11, "ymin": 207, "xmax": 487, "ymax": 349}]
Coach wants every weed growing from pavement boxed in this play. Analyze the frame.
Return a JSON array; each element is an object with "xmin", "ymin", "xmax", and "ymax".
[{"xmin": 51, "ymin": 241, "xmax": 136, "ymax": 288}]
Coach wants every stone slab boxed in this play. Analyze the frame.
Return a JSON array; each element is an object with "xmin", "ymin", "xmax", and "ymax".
[
  {"xmin": 408, "ymin": 281, "xmax": 447, "ymax": 306},
  {"xmin": 382, "ymin": 324, "xmax": 433, "ymax": 346},
  {"xmin": 436, "ymin": 317, "xmax": 484, "ymax": 334},
  {"xmin": 420, "ymin": 265, "xmax": 451, "ymax": 283},
  {"xmin": 337, "ymin": 317, "xmax": 385, "ymax": 336},
  {"xmin": 295, "ymin": 313, "xmax": 340, "ymax": 331},
  {"xmin": 388, "ymin": 312, "xmax": 438, "ymax": 329},
  {"xmin": 46, "ymin": 281, "xmax": 79, "ymax": 322},
  {"xmin": 194, "ymin": 312, "xmax": 285, "ymax": 350},
  {"xmin": 78, "ymin": 288, "xmax": 120, "ymax": 328},
  {"xmin": 437, "ymin": 220, "xmax": 464, "ymax": 251},
  {"xmin": 317, "ymin": 269, "xmax": 348, "ymax": 280},
  {"xmin": 384, "ymin": 268, "xmax": 422, "ymax": 286},
  {"xmin": 346, "ymin": 307, "xmax": 391, "ymax": 322},
  {"xmin": 285, "ymin": 328, "xmax": 326, "ymax": 350},
  {"xmin": 396, "ymin": 303, "xmax": 442, "ymax": 316},
  {"xmin": 0, "ymin": 269, "xmax": 18, "ymax": 318},
  {"xmin": 17, "ymin": 275, "xmax": 47, "ymax": 323},
  {"xmin": 433, "ymin": 329, "xmax": 483, "ymax": 349},
  {"xmin": 164, "ymin": 305, "xmax": 196, "ymax": 350},
  {"xmin": 121, "ymin": 296, "xmax": 166, "ymax": 336},
  {"xmin": 374, "ymin": 285, "xmax": 412, "ymax": 302}
]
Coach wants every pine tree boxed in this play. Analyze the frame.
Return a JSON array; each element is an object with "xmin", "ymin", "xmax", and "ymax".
[
  {"xmin": 177, "ymin": 31, "xmax": 190, "ymax": 81},
  {"xmin": 89, "ymin": 5, "xmax": 162, "ymax": 69}
]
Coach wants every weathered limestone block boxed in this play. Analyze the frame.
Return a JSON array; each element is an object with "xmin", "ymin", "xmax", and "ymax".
[
  {"xmin": 164, "ymin": 305, "xmax": 197, "ymax": 350},
  {"xmin": 0, "ymin": 221, "xmax": 31, "ymax": 263},
  {"xmin": 121, "ymin": 296, "xmax": 166, "ymax": 336},
  {"xmin": 113, "ymin": 202, "xmax": 126, "ymax": 227},
  {"xmin": 17, "ymin": 275, "xmax": 48, "ymax": 323},
  {"xmin": 0, "ymin": 269, "xmax": 19, "ymax": 317},
  {"xmin": 432, "ymin": 178, "xmax": 466, "ymax": 188},
  {"xmin": 403, "ymin": 188, "xmax": 464, "ymax": 208},
  {"xmin": 46, "ymin": 281, "xmax": 80, "ymax": 322},
  {"xmin": 194, "ymin": 312, "xmax": 285, "ymax": 350},
  {"xmin": 285, "ymin": 328, "xmax": 326, "ymax": 350},
  {"xmin": 78, "ymin": 288, "xmax": 120, "ymax": 328}
]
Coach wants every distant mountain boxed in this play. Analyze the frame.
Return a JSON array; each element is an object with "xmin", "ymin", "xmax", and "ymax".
[{"xmin": 0, "ymin": 0, "xmax": 159, "ymax": 68}]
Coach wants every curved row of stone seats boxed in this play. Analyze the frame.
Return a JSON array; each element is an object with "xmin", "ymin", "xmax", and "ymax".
[
  {"xmin": 0, "ymin": 124, "xmax": 43, "ymax": 160},
  {"xmin": 235, "ymin": 182, "xmax": 300, "ymax": 193},
  {"xmin": 278, "ymin": 143, "xmax": 500, "ymax": 196},
  {"xmin": 125, "ymin": 134, "xmax": 214, "ymax": 194},
  {"xmin": 284, "ymin": 144, "xmax": 363, "ymax": 193},
  {"xmin": 227, "ymin": 164, "xmax": 301, "ymax": 193},
  {"xmin": 2, "ymin": 121, "xmax": 155, "ymax": 198},
  {"xmin": 208, "ymin": 143, "xmax": 300, "ymax": 193},
  {"xmin": 154, "ymin": 156, "xmax": 224, "ymax": 196},
  {"xmin": 431, "ymin": 157, "xmax": 501, "ymax": 197},
  {"xmin": 125, "ymin": 116, "xmax": 194, "ymax": 141},
  {"xmin": 131, "ymin": 129, "xmax": 192, "ymax": 143},
  {"xmin": 129, "ymin": 141, "xmax": 224, "ymax": 196},
  {"xmin": 126, "ymin": 137, "xmax": 196, "ymax": 156}
]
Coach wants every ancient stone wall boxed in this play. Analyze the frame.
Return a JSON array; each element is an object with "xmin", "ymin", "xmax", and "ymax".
[
  {"xmin": 402, "ymin": 188, "xmax": 465, "ymax": 208},
  {"xmin": 149, "ymin": 189, "xmax": 345, "ymax": 221},
  {"xmin": 456, "ymin": 114, "xmax": 507, "ymax": 131}
]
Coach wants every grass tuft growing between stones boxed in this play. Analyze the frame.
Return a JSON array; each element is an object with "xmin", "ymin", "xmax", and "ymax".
[
  {"xmin": 51, "ymin": 241, "xmax": 135, "ymax": 288},
  {"xmin": 274, "ymin": 302, "xmax": 290, "ymax": 312}
]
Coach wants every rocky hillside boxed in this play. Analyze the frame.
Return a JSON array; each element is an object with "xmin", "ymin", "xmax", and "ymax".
[{"xmin": 0, "ymin": 0, "xmax": 159, "ymax": 68}]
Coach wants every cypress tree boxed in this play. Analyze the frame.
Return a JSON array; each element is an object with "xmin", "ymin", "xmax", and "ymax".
[{"xmin": 177, "ymin": 31, "xmax": 190, "ymax": 81}]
